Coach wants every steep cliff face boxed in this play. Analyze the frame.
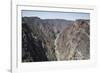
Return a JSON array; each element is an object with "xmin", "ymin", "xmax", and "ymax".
[
  {"xmin": 55, "ymin": 19, "xmax": 90, "ymax": 60},
  {"xmin": 22, "ymin": 23, "xmax": 49, "ymax": 62},
  {"xmin": 22, "ymin": 17, "xmax": 73, "ymax": 62},
  {"xmin": 22, "ymin": 17, "xmax": 90, "ymax": 62}
]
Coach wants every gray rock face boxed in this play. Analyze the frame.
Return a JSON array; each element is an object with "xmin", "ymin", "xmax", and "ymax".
[
  {"xmin": 55, "ymin": 19, "xmax": 90, "ymax": 60},
  {"xmin": 22, "ymin": 17, "xmax": 73, "ymax": 62},
  {"xmin": 22, "ymin": 17, "xmax": 90, "ymax": 62}
]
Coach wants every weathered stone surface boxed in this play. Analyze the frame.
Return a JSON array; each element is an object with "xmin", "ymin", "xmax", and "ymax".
[
  {"xmin": 55, "ymin": 19, "xmax": 90, "ymax": 60},
  {"xmin": 22, "ymin": 17, "xmax": 90, "ymax": 62}
]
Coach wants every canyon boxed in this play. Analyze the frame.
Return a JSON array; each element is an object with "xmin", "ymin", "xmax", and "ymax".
[{"xmin": 22, "ymin": 17, "xmax": 90, "ymax": 62}]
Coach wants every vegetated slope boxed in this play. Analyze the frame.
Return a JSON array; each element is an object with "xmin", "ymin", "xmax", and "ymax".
[
  {"xmin": 22, "ymin": 17, "xmax": 73, "ymax": 62},
  {"xmin": 55, "ymin": 19, "xmax": 90, "ymax": 60}
]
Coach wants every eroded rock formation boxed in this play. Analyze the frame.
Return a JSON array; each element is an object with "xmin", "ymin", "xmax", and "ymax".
[{"xmin": 22, "ymin": 17, "xmax": 90, "ymax": 62}]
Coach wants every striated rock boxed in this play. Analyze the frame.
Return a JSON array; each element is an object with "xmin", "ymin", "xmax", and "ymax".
[{"xmin": 55, "ymin": 19, "xmax": 90, "ymax": 60}]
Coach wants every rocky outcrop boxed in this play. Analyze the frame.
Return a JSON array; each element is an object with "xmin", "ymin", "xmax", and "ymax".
[
  {"xmin": 22, "ymin": 23, "xmax": 49, "ymax": 62},
  {"xmin": 55, "ymin": 19, "xmax": 90, "ymax": 60}
]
